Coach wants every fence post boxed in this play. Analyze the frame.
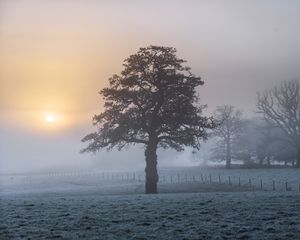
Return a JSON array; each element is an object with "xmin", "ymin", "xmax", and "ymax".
[
  {"xmin": 219, "ymin": 175, "xmax": 221, "ymax": 184},
  {"xmin": 273, "ymin": 180, "xmax": 275, "ymax": 191},
  {"xmin": 285, "ymin": 182, "xmax": 288, "ymax": 191},
  {"xmin": 260, "ymin": 179, "xmax": 263, "ymax": 190},
  {"xmin": 228, "ymin": 176, "xmax": 231, "ymax": 185}
]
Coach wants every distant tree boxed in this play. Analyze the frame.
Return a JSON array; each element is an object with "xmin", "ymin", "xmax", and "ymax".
[
  {"xmin": 273, "ymin": 142, "xmax": 297, "ymax": 166},
  {"xmin": 252, "ymin": 120, "xmax": 293, "ymax": 166},
  {"xmin": 211, "ymin": 105, "xmax": 243, "ymax": 169},
  {"xmin": 252, "ymin": 119, "xmax": 274, "ymax": 166},
  {"xmin": 232, "ymin": 119, "xmax": 255, "ymax": 165},
  {"xmin": 247, "ymin": 119, "xmax": 298, "ymax": 167},
  {"xmin": 257, "ymin": 80, "xmax": 300, "ymax": 168},
  {"xmin": 235, "ymin": 118, "xmax": 276, "ymax": 167},
  {"xmin": 81, "ymin": 46, "xmax": 215, "ymax": 193}
]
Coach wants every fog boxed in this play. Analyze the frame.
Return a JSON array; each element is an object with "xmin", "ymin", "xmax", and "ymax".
[
  {"xmin": 0, "ymin": 123, "xmax": 199, "ymax": 173},
  {"xmin": 1, "ymin": 0, "xmax": 300, "ymax": 174}
]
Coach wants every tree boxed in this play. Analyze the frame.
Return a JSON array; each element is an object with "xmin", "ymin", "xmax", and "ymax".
[
  {"xmin": 252, "ymin": 119, "xmax": 275, "ymax": 166},
  {"xmin": 81, "ymin": 46, "xmax": 215, "ymax": 193},
  {"xmin": 257, "ymin": 80, "xmax": 300, "ymax": 168},
  {"xmin": 273, "ymin": 142, "xmax": 296, "ymax": 166},
  {"xmin": 211, "ymin": 105, "xmax": 243, "ymax": 169},
  {"xmin": 232, "ymin": 119, "xmax": 255, "ymax": 165},
  {"xmin": 252, "ymin": 119, "xmax": 294, "ymax": 167}
]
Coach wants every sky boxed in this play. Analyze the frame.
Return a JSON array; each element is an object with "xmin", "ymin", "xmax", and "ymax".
[{"xmin": 1, "ymin": 0, "xmax": 300, "ymax": 173}]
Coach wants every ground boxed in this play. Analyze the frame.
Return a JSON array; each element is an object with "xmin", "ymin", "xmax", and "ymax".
[
  {"xmin": 1, "ymin": 168, "xmax": 300, "ymax": 239},
  {"xmin": 1, "ymin": 192, "xmax": 300, "ymax": 240}
]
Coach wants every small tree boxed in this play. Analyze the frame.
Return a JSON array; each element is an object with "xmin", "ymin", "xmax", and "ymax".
[
  {"xmin": 257, "ymin": 80, "xmax": 300, "ymax": 168},
  {"xmin": 81, "ymin": 46, "xmax": 215, "ymax": 193},
  {"xmin": 212, "ymin": 105, "xmax": 243, "ymax": 169}
]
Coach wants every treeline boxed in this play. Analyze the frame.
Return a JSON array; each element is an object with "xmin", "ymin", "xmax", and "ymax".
[{"xmin": 207, "ymin": 80, "xmax": 300, "ymax": 168}]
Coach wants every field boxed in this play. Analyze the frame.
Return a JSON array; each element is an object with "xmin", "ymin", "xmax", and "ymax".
[{"xmin": 1, "ymin": 168, "xmax": 300, "ymax": 239}]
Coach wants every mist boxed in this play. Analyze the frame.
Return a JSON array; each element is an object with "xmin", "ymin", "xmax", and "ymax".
[
  {"xmin": 1, "ymin": 0, "xmax": 300, "ymax": 173},
  {"xmin": 0, "ymin": 123, "xmax": 199, "ymax": 174}
]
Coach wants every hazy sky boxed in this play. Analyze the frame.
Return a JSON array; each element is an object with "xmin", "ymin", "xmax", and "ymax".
[{"xmin": 1, "ymin": 0, "xmax": 300, "ymax": 173}]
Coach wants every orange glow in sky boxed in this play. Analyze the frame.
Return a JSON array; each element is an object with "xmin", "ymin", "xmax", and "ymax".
[
  {"xmin": 1, "ymin": 0, "xmax": 299, "ymax": 134},
  {"xmin": 1, "ymin": 0, "xmax": 300, "ymax": 173}
]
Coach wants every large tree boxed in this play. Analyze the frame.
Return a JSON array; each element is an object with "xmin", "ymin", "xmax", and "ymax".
[
  {"xmin": 81, "ymin": 46, "xmax": 215, "ymax": 193},
  {"xmin": 257, "ymin": 80, "xmax": 300, "ymax": 168},
  {"xmin": 211, "ymin": 105, "xmax": 243, "ymax": 169}
]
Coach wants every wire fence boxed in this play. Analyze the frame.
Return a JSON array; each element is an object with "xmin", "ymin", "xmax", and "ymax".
[{"xmin": 11, "ymin": 170, "xmax": 300, "ymax": 193}]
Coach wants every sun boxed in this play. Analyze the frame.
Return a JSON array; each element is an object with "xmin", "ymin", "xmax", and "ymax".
[
  {"xmin": 39, "ymin": 112, "xmax": 66, "ymax": 132},
  {"xmin": 45, "ymin": 114, "xmax": 56, "ymax": 123}
]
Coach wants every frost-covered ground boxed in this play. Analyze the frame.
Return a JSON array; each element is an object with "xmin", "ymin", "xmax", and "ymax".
[
  {"xmin": 1, "ymin": 168, "xmax": 300, "ymax": 239},
  {"xmin": 1, "ymin": 192, "xmax": 300, "ymax": 239}
]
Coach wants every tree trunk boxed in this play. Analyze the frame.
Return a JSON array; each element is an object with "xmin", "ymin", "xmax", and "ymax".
[
  {"xmin": 225, "ymin": 140, "xmax": 231, "ymax": 169},
  {"xmin": 144, "ymin": 141, "xmax": 158, "ymax": 194},
  {"xmin": 296, "ymin": 146, "xmax": 300, "ymax": 168},
  {"xmin": 259, "ymin": 157, "xmax": 263, "ymax": 166},
  {"xmin": 267, "ymin": 155, "xmax": 271, "ymax": 166}
]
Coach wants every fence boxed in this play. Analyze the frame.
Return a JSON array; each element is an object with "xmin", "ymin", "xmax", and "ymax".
[{"xmin": 15, "ymin": 170, "xmax": 300, "ymax": 193}]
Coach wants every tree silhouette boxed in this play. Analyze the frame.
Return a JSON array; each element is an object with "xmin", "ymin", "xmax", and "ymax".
[
  {"xmin": 81, "ymin": 46, "xmax": 215, "ymax": 193},
  {"xmin": 257, "ymin": 80, "xmax": 300, "ymax": 168},
  {"xmin": 211, "ymin": 105, "xmax": 243, "ymax": 169}
]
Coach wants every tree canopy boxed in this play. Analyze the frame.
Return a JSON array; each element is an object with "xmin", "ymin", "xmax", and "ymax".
[{"xmin": 81, "ymin": 46, "xmax": 214, "ymax": 153}]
